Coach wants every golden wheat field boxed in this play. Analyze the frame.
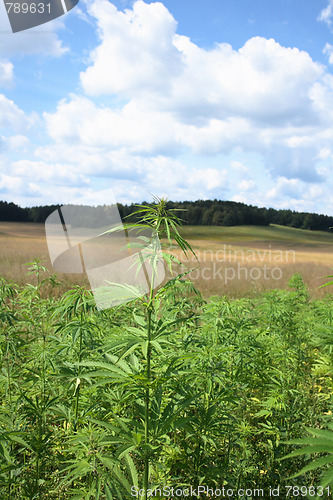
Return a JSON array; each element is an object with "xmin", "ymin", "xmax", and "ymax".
[{"xmin": 1, "ymin": 221, "xmax": 333, "ymax": 298}]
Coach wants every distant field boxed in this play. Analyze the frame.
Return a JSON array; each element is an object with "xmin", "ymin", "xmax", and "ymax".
[
  {"xmin": 1, "ymin": 221, "xmax": 333, "ymax": 298},
  {"xmin": 0, "ymin": 222, "xmax": 88, "ymax": 295},
  {"xmin": 180, "ymin": 223, "xmax": 333, "ymax": 245},
  {"xmin": 174, "ymin": 224, "xmax": 333, "ymax": 297}
]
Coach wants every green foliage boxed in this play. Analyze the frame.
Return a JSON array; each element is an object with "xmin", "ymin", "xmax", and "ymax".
[
  {"xmin": 2, "ymin": 202, "xmax": 333, "ymax": 497},
  {"xmin": 282, "ymin": 422, "xmax": 333, "ymax": 490}
]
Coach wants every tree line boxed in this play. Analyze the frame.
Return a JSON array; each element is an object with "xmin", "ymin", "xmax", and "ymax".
[{"xmin": 1, "ymin": 199, "xmax": 333, "ymax": 231}]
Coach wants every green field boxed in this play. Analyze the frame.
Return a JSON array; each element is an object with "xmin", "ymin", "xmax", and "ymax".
[{"xmin": 2, "ymin": 208, "xmax": 333, "ymax": 498}]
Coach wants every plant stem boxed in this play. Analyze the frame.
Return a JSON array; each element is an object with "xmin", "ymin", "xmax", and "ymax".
[
  {"xmin": 74, "ymin": 316, "xmax": 84, "ymax": 430},
  {"xmin": 6, "ymin": 337, "xmax": 12, "ymax": 407},
  {"xmin": 144, "ymin": 303, "xmax": 152, "ymax": 500}
]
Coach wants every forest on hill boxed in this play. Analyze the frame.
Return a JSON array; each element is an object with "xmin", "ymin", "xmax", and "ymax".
[{"xmin": 1, "ymin": 199, "xmax": 333, "ymax": 231}]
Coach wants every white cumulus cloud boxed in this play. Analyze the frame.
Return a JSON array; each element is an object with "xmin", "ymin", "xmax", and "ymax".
[
  {"xmin": 0, "ymin": 94, "xmax": 34, "ymax": 132},
  {"xmin": 5, "ymin": 0, "xmax": 333, "ymax": 210},
  {"xmin": 81, "ymin": 0, "xmax": 183, "ymax": 96},
  {"xmin": 323, "ymin": 43, "xmax": 333, "ymax": 64},
  {"xmin": 318, "ymin": 0, "xmax": 333, "ymax": 27}
]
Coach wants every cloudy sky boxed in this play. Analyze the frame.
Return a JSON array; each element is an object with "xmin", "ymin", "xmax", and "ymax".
[{"xmin": 1, "ymin": 0, "xmax": 333, "ymax": 213}]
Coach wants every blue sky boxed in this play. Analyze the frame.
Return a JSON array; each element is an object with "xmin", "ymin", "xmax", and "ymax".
[{"xmin": 1, "ymin": 0, "xmax": 333, "ymax": 214}]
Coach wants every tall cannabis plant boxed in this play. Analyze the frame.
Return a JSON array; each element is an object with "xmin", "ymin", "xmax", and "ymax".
[{"xmin": 103, "ymin": 196, "xmax": 197, "ymax": 499}]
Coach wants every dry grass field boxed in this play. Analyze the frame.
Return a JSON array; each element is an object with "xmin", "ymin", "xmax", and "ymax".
[
  {"xmin": 1, "ymin": 221, "xmax": 333, "ymax": 298},
  {"xmin": 0, "ymin": 222, "xmax": 88, "ymax": 296},
  {"xmin": 175, "ymin": 224, "xmax": 333, "ymax": 298}
]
